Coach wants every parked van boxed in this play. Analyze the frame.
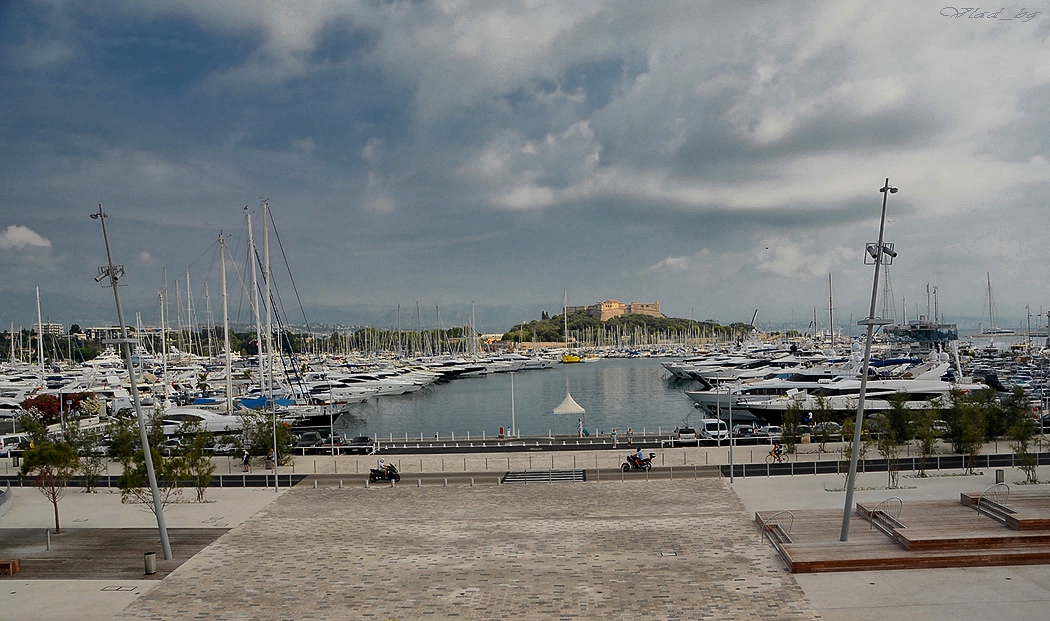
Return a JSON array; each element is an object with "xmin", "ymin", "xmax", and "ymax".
[
  {"xmin": 698, "ymin": 418, "xmax": 729, "ymax": 441},
  {"xmin": 0, "ymin": 434, "xmax": 27, "ymax": 457}
]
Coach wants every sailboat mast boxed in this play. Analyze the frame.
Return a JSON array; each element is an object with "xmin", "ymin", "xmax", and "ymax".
[
  {"xmin": 186, "ymin": 270, "xmax": 195, "ymax": 357},
  {"xmin": 828, "ymin": 274, "xmax": 834, "ymax": 348},
  {"xmin": 263, "ymin": 200, "xmax": 277, "ymax": 492},
  {"xmin": 220, "ymin": 235, "xmax": 233, "ymax": 415},
  {"xmin": 35, "ymin": 286, "xmax": 44, "ymax": 373},
  {"xmin": 563, "ymin": 289, "xmax": 569, "ymax": 346},
  {"xmin": 246, "ymin": 207, "xmax": 265, "ymax": 395},
  {"xmin": 162, "ymin": 268, "xmax": 169, "ymax": 374},
  {"xmin": 987, "ymin": 272, "xmax": 995, "ymax": 329}
]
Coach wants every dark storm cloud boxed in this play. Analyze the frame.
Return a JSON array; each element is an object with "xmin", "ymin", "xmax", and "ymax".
[{"xmin": 2, "ymin": 1, "xmax": 1050, "ymax": 331}]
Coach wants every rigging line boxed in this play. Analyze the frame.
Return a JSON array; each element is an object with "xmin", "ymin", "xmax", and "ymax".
[
  {"xmin": 182, "ymin": 240, "xmax": 217, "ymax": 276},
  {"xmin": 267, "ymin": 208, "xmax": 312, "ymax": 331}
]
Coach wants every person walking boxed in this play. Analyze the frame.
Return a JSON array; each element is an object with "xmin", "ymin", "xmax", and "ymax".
[
  {"xmin": 626, "ymin": 427, "xmax": 633, "ymax": 447},
  {"xmin": 242, "ymin": 449, "xmax": 251, "ymax": 473},
  {"xmin": 611, "ymin": 428, "xmax": 618, "ymax": 449},
  {"xmin": 578, "ymin": 418, "xmax": 584, "ymax": 437}
]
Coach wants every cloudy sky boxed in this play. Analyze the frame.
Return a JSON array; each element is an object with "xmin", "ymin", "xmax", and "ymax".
[{"xmin": 2, "ymin": 1, "xmax": 1050, "ymax": 335}]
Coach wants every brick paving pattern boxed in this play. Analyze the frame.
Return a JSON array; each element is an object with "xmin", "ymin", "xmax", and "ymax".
[{"xmin": 117, "ymin": 479, "xmax": 817, "ymax": 620}]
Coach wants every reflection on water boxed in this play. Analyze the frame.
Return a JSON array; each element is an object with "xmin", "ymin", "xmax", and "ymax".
[{"xmin": 333, "ymin": 358, "xmax": 700, "ymax": 439}]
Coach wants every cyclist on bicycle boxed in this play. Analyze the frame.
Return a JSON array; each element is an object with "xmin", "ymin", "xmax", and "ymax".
[{"xmin": 772, "ymin": 441, "xmax": 783, "ymax": 461}]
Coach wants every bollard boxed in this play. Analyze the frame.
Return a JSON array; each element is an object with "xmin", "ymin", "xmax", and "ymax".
[
  {"xmin": 339, "ymin": 480, "xmax": 343, "ymax": 488},
  {"xmin": 669, "ymin": 467, "xmax": 672, "ymax": 481},
  {"xmin": 443, "ymin": 478, "xmax": 447, "ymax": 487},
  {"xmin": 390, "ymin": 480, "xmax": 395, "ymax": 488},
  {"xmin": 144, "ymin": 551, "xmax": 157, "ymax": 575},
  {"xmin": 996, "ymin": 469, "xmax": 1005, "ymax": 484},
  {"xmin": 470, "ymin": 478, "xmax": 474, "ymax": 487},
  {"xmin": 46, "ymin": 529, "xmax": 51, "ymax": 550},
  {"xmin": 417, "ymin": 479, "xmax": 421, "ymax": 487}
]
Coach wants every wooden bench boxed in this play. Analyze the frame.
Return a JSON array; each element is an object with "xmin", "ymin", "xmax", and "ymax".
[{"xmin": 0, "ymin": 559, "xmax": 21, "ymax": 575}]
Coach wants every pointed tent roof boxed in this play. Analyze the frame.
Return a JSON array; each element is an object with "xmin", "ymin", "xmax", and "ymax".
[{"xmin": 553, "ymin": 391, "xmax": 586, "ymax": 415}]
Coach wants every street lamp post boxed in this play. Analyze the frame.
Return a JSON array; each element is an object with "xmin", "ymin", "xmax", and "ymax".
[
  {"xmin": 840, "ymin": 179, "xmax": 898, "ymax": 542},
  {"xmin": 92, "ymin": 205, "xmax": 173, "ymax": 559}
]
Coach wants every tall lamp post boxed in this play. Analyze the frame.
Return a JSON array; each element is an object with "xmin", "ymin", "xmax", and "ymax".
[
  {"xmin": 840, "ymin": 179, "xmax": 898, "ymax": 542},
  {"xmin": 92, "ymin": 205, "xmax": 172, "ymax": 559}
]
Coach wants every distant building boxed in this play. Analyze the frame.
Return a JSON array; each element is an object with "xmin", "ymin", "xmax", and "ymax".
[
  {"xmin": 566, "ymin": 300, "xmax": 664, "ymax": 322},
  {"xmin": 83, "ymin": 326, "xmax": 134, "ymax": 341},
  {"xmin": 34, "ymin": 322, "xmax": 64, "ymax": 336}
]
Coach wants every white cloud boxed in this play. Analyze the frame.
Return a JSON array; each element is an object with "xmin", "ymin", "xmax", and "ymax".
[
  {"xmin": 0, "ymin": 225, "xmax": 51, "ymax": 250},
  {"xmin": 646, "ymin": 256, "xmax": 690, "ymax": 274}
]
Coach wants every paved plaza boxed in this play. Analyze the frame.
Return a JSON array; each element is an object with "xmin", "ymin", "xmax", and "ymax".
[{"xmin": 3, "ymin": 447, "xmax": 1050, "ymax": 619}]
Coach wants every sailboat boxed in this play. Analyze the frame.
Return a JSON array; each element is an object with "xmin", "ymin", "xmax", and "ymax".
[
  {"xmin": 979, "ymin": 272, "xmax": 1015, "ymax": 336},
  {"xmin": 561, "ymin": 290, "xmax": 582, "ymax": 363}
]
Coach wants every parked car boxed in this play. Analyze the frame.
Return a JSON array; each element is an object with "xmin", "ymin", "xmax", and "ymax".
[
  {"xmin": 732, "ymin": 424, "xmax": 758, "ymax": 438},
  {"xmin": 295, "ymin": 431, "xmax": 324, "ymax": 452},
  {"xmin": 205, "ymin": 439, "xmax": 239, "ymax": 456},
  {"xmin": 345, "ymin": 436, "xmax": 377, "ymax": 455},
  {"xmin": 757, "ymin": 425, "xmax": 782, "ymax": 441},
  {"xmin": 160, "ymin": 438, "xmax": 182, "ymax": 456},
  {"xmin": 812, "ymin": 421, "xmax": 842, "ymax": 439},
  {"xmin": 672, "ymin": 426, "xmax": 698, "ymax": 444},
  {"xmin": 932, "ymin": 420, "xmax": 950, "ymax": 437}
]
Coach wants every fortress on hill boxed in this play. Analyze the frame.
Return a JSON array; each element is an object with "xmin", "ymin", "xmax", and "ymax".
[{"xmin": 565, "ymin": 299, "xmax": 664, "ymax": 322}]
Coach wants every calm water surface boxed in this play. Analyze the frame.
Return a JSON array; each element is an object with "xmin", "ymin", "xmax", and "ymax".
[{"xmin": 334, "ymin": 357, "xmax": 701, "ymax": 439}]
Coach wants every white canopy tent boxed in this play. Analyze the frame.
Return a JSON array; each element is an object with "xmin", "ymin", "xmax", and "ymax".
[{"xmin": 554, "ymin": 391, "xmax": 586, "ymax": 434}]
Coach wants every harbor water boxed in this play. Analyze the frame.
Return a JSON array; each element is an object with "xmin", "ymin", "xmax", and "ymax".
[{"xmin": 333, "ymin": 357, "xmax": 701, "ymax": 440}]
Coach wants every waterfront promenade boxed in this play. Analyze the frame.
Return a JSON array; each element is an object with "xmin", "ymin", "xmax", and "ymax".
[{"xmin": 2, "ymin": 443, "xmax": 1050, "ymax": 619}]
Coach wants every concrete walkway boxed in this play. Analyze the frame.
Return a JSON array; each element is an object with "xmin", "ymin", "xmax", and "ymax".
[{"xmin": 2, "ymin": 449, "xmax": 1049, "ymax": 619}]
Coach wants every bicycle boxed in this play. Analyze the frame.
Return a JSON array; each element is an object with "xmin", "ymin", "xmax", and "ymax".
[{"xmin": 765, "ymin": 449, "xmax": 786, "ymax": 464}]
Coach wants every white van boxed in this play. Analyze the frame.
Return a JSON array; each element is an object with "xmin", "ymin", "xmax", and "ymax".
[
  {"xmin": 698, "ymin": 418, "xmax": 729, "ymax": 441},
  {"xmin": 0, "ymin": 434, "xmax": 27, "ymax": 457}
]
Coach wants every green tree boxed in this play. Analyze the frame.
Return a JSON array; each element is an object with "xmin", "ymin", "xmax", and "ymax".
[
  {"xmin": 811, "ymin": 394, "xmax": 834, "ymax": 452},
  {"xmin": 873, "ymin": 412, "xmax": 902, "ymax": 488},
  {"xmin": 883, "ymin": 392, "xmax": 913, "ymax": 442},
  {"xmin": 19, "ymin": 441, "xmax": 78, "ymax": 533},
  {"xmin": 238, "ymin": 409, "xmax": 294, "ymax": 466},
  {"xmin": 1007, "ymin": 416, "xmax": 1040, "ymax": 483},
  {"xmin": 179, "ymin": 420, "xmax": 217, "ymax": 502},
  {"xmin": 911, "ymin": 404, "xmax": 940, "ymax": 477},
  {"xmin": 782, "ymin": 400, "xmax": 802, "ymax": 454},
  {"xmin": 16, "ymin": 411, "xmax": 49, "ymax": 448},
  {"xmin": 115, "ymin": 408, "xmax": 186, "ymax": 514},
  {"xmin": 65, "ymin": 425, "xmax": 107, "ymax": 492},
  {"xmin": 989, "ymin": 387, "xmax": 1030, "ymax": 439},
  {"xmin": 838, "ymin": 416, "xmax": 870, "ymax": 477},
  {"xmin": 956, "ymin": 403, "xmax": 987, "ymax": 474},
  {"xmin": 118, "ymin": 447, "xmax": 187, "ymax": 515}
]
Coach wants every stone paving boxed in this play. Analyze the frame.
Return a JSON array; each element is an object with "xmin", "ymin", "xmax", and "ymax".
[{"xmin": 116, "ymin": 479, "xmax": 818, "ymax": 620}]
